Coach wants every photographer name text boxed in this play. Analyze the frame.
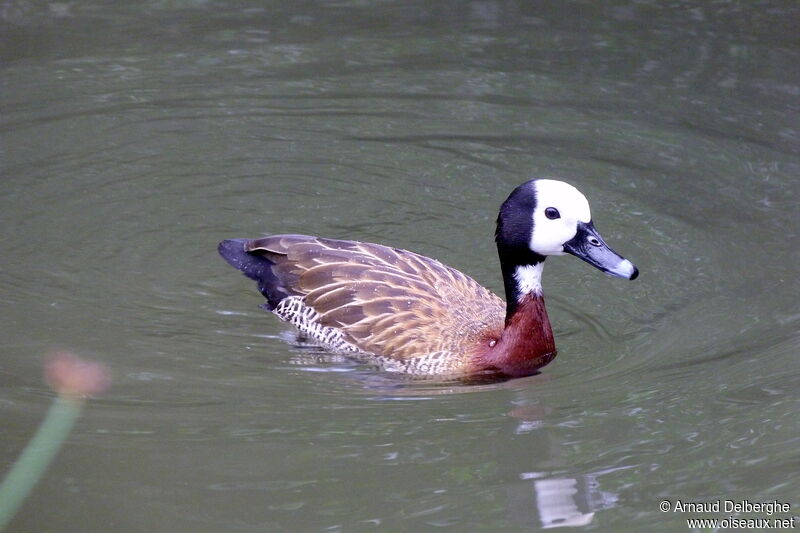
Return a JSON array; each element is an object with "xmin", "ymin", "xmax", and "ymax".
[
  {"xmin": 659, "ymin": 499, "xmax": 796, "ymax": 529},
  {"xmin": 667, "ymin": 499, "xmax": 790, "ymax": 515}
]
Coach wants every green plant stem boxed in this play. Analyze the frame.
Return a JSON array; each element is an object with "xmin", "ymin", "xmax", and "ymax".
[{"xmin": 0, "ymin": 395, "xmax": 84, "ymax": 532}]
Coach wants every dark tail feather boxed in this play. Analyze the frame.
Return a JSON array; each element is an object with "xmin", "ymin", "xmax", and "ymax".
[{"xmin": 218, "ymin": 239, "xmax": 289, "ymax": 309}]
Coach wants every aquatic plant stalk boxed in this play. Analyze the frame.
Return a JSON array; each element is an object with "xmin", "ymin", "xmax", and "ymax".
[
  {"xmin": 0, "ymin": 395, "xmax": 84, "ymax": 531},
  {"xmin": 0, "ymin": 351, "xmax": 109, "ymax": 531}
]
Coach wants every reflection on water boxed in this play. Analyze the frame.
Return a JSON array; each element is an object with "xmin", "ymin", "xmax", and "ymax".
[
  {"xmin": 262, "ymin": 361, "xmax": 624, "ymax": 529},
  {"xmin": 1, "ymin": 0, "xmax": 799, "ymax": 531},
  {"xmin": 519, "ymin": 475, "xmax": 615, "ymax": 528},
  {"xmin": 507, "ymin": 406, "xmax": 620, "ymax": 529}
]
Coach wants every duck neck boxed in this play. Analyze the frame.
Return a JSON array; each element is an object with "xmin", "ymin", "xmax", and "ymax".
[
  {"xmin": 480, "ymin": 259, "xmax": 556, "ymax": 377},
  {"xmin": 500, "ymin": 252, "xmax": 545, "ymax": 323}
]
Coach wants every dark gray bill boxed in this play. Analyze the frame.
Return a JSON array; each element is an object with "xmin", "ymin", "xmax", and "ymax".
[{"xmin": 563, "ymin": 221, "xmax": 639, "ymax": 280}]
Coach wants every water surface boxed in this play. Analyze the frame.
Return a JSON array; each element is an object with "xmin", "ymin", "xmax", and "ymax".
[{"xmin": 1, "ymin": 1, "xmax": 798, "ymax": 531}]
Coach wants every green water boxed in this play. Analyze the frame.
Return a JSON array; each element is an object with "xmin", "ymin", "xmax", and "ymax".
[{"xmin": 1, "ymin": 1, "xmax": 798, "ymax": 531}]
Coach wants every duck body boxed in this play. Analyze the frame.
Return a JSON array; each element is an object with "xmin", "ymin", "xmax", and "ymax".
[{"xmin": 219, "ymin": 179, "xmax": 637, "ymax": 379}]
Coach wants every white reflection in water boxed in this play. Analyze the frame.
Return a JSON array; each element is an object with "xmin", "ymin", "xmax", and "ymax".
[{"xmin": 509, "ymin": 474, "xmax": 618, "ymax": 529}]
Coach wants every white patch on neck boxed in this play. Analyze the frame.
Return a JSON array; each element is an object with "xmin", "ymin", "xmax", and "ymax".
[{"xmin": 513, "ymin": 263, "xmax": 544, "ymax": 300}]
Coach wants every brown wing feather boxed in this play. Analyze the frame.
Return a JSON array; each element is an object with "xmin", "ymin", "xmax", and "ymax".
[{"xmin": 245, "ymin": 234, "xmax": 505, "ymax": 359}]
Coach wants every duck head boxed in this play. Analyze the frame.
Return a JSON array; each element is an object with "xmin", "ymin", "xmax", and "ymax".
[{"xmin": 495, "ymin": 179, "xmax": 638, "ymax": 315}]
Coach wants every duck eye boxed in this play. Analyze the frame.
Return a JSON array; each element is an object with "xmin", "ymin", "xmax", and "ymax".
[{"xmin": 544, "ymin": 207, "xmax": 560, "ymax": 220}]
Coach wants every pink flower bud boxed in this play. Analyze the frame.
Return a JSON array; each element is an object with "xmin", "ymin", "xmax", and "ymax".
[{"xmin": 44, "ymin": 351, "xmax": 111, "ymax": 398}]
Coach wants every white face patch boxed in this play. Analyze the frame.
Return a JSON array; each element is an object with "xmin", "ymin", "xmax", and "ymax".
[
  {"xmin": 529, "ymin": 179, "xmax": 592, "ymax": 256},
  {"xmin": 513, "ymin": 263, "xmax": 544, "ymax": 299}
]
